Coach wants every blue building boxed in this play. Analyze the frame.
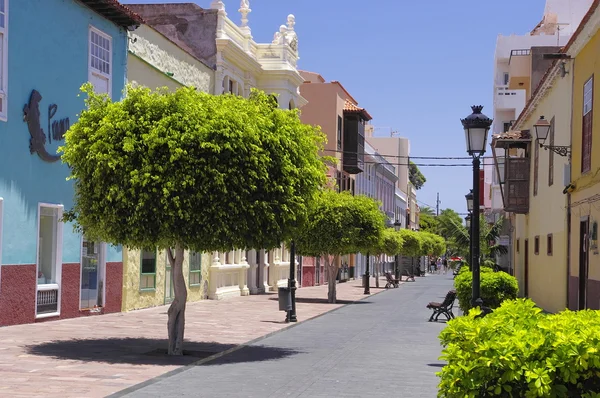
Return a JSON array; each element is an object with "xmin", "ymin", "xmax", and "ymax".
[{"xmin": 0, "ymin": 0, "xmax": 141, "ymax": 325}]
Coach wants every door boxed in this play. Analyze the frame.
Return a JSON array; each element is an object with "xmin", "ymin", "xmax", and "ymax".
[
  {"xmin": 524, "ymin": 239, "xmax": 529, "ymax": 297},
  {"xmin": 80, "ymin": 239, "xmax": 105, "ymax": 309},
  {"xmin": 579, "ymin": 219, "xmax": 590, "ymax": 310},
  {"xmin": 164, "ymin": 258, "xmax": 174, "ymax": 305}
]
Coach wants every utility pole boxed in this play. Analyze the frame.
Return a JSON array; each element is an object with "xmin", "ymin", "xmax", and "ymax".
[{"xmin": 436, "ymin": 192, "xmax": 441, "ymax": 216}]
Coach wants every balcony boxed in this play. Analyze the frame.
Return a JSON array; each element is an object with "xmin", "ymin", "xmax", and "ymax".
[
  {"xmin": 494, "ymin": 86, "xmax": 526, "ymax": 111},
  {"xmin": 342, "ymin": 115, "xmax": 365, "ymax": 174}
]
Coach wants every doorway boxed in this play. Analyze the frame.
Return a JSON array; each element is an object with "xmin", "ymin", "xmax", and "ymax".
[
  {"xmin": 524, "ymin": 239, "xmax": 529, "ymax": 297},
  {"xmin": 579, "ymin": 218, "xmax": 590, "ymax": 310},
  {"xmin": 80, "ymin": 239, "xmax": 105, "ymax": 310}
]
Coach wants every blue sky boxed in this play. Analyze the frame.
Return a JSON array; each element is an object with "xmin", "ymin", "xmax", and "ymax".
[{"xmin": 122, "ymin": 0, "xmax": 546, "ymax": 214}]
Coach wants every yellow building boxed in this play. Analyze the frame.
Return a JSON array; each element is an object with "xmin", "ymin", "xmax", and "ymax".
[
  {"xmin": 121, "ymin": 25, "xmax": 215, "ymax": 311},
  {"xmin": 508, "ymin": 53, "xmax": 573, "ymax": 313},
  {"xmin": 566, "ymin": 2, "xmax": 600, "ymax": 311}
]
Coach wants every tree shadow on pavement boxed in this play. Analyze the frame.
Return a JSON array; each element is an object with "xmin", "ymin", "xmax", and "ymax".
[
  {"xmin": 268, "ymin": 297, "xmax": 372, "ymax": 305},
  {"xmin": 26, "ymin": 338, "xmax": 300, "ymax": 367}
]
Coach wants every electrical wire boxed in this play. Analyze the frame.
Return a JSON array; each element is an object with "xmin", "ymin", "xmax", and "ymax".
[{"xmin": 322, "ymin": 148, "xmax": 495, "ymax": 160}]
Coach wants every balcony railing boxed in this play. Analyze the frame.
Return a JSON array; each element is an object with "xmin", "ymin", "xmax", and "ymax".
[{"xmin": 494, "ymin": 86, "xmax": 526, "ymax": 111}]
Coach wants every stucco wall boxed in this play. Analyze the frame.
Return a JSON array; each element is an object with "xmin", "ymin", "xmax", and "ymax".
[
  {"xmin": 0, "ymin": 0, "xmax": 127, "ymax": 266},
  {"xmin": 128, "ymin": 24, "xmax": 214, "ymax": 93},
  {"xmin": 512, "ymin": 64, "xmax": 572, "ymax": 313},
  {"xmin": 569, "ymin": 30, "xmax": 600, "ymax": 309},
  {"xmin": 299, "ymin": 82, "xmax": 338, "ymax": 152},
  {"xmin": 121, "ymin": 248, "xmax": 209, "ymax": 311}
]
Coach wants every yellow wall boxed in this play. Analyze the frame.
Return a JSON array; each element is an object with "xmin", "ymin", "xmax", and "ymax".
[
  {"xmin": 512, "ymin": 64, "xmax": 572, "ymax": 313},
  {"xmin": 122, "ymin": 249, "xmax": 211, "ymax": 312},
  {"xmin": 569, "ymin": 29, "xmax": 600, "ymax": 308},
  {"xmin": 127, "ymin": 54, "xmax": 184, "ymax": 92}
]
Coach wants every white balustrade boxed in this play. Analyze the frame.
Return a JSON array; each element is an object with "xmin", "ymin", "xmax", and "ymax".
[
  {"xmin": 36, "ymin": 283, "xmax": 59, "ymax": 316},
  {"xmin": 208, "ymin": 251, "xmax": 250, "ymax": 300}
]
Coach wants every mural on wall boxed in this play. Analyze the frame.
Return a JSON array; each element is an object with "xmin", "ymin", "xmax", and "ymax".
[{"xmin": 23, "ymin": 90, "xmax": 70, "ymax": 163}]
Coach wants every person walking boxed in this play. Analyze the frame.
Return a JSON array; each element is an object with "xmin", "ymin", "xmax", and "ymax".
[{"xmin": 442, "ymin": 258, "xmax": 448, "ymax": 274}]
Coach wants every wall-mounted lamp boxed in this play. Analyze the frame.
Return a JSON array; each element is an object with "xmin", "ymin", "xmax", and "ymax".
[{"xmin": 533, "ymin": 115, "xmax": 571, "ymax": 157}]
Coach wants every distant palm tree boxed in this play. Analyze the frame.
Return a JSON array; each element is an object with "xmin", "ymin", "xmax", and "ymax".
[
  {"xmin": 419, "ymin": 206, "xmax": 435, "ymax": 216},
  {"xmin": 447, "ymin": 214, "xmax": 508, "ymax": 262}
]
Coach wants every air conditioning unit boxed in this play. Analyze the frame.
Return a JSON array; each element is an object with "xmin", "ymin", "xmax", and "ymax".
[{"xmin": 563, "ymin": 163, "xmax": 571, "ymax": 187}]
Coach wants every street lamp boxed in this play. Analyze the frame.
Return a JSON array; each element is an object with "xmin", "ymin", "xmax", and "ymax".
[
  {"xmin": 394, "ymin": 219, "xmax": 402, "ymax": 280},
  {"xmin": 465, "ymin": 190, "xmax": 474, "ymax": 213},
  {"xmin": 461, "ymin": 105, "xmax": 493, "ymax": 309},
  {"xmin": 533, "ymin": 115, "xmax": 571, "ymax": 157},
  {"xmin": 287, "ymin": 241, "xmax": 297, "ymax": 322},
  {"xmin": 465, "ymin": 214, "xmax": 471, "ymax": 229}
]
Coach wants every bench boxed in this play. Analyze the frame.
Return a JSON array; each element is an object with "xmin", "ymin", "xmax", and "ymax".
[
  {"xmin": 384, "ymin": 272, "xmax": 400, "ymax": 288},
  {"xmin": 427, "ymin": 290, "xmax": 457, "ymax": 322},
  {"xmin": 400, "ymin": 268, "xmax": 415, "ymax": 282}
]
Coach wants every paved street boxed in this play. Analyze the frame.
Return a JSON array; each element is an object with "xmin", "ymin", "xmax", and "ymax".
[
  {"xmin": 0, "ymin": 277, "xmax": 392, "ymax": 397},
  {"xmin": 117, "ymin": 274, "xmax": 453, "ymax": 398}
]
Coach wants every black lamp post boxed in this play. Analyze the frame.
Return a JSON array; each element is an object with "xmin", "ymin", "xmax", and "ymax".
[
  {"xmin": 465, "ymin": 213, "xmax": 472, "ymax": 272},
  {"xmin": 394, "ymin": 219, "xmax": 402, "ymax": 280},
  {"xmin": 287, "ymin": 241, "xmax": 298, "ymax": 322},
  {"xmin": 364, "ymin": 253, "xmax": 370, "ymax": 295},
  {"xmin": 461, "ymin": 105, "xmax": 493, "ymax": 309},
  {"xmin": 465, "ymin": 190, "xmax": 474, "ymax": 271}
]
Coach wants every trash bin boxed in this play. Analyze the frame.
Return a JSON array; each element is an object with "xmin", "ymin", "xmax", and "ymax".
[{"xmin": 278, "ymin": 287, "xmax": 292, "ymax": 311}]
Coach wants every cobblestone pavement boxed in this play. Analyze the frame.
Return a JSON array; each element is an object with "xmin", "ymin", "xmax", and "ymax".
[
  {"xmin": 118, "ymin": 274, "xmax": 454, "ymax": 398},
  {"xmin": 0, "ymin": 277, "xmax": 393, "ymax": 398}
]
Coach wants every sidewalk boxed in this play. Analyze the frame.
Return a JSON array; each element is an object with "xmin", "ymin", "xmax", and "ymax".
[{"xmin": 0, "ymin": 277, "xmax": 394, "ymax": 398}]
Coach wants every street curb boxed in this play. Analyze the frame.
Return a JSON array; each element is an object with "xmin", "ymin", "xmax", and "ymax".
[{"xmin": 107, "ymin": 286, "xmax": 389, "ymax": 398}]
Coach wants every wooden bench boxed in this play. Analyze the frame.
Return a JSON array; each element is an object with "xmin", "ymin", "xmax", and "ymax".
[
  {"xmin": 400, "ymin": 268, "xmax": 415, "ymax": 282},
  {"xmin": 384, "ymin": 272, "xmax": 400, "ymax": 288},
  {"xmin": 427, "ymin": 290, "xmax": 457, "ymax": 322}
]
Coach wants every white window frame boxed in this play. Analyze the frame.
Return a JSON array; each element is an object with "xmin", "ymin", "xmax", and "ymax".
[
  {"xmin": 35, "ymin": 203, "xmax": 64, "ymax": 319},
  {"xmin": 88, "ymin": 25, "xmax": 112, "ymax": 98},
  {"xmin": 0, "ymin": 0, "xmax": 9, "ymax": 121},
  {"xmin": 584, "ymin": 76, "xmax": 593, "ymax": 115}
]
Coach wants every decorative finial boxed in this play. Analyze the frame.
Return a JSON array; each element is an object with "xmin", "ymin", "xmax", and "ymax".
[
  {"xmin": 471, "ymin": 105, "xmax": 484, "ymax": 114},
  {"xmin": 239, "ymin": 0, "xmax": 251, "ymax": 28}
]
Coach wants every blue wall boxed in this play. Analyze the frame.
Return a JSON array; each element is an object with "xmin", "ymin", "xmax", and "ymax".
[{"xmin": 0, "ymin": 0, "xmax": 128, "ymax": 265}]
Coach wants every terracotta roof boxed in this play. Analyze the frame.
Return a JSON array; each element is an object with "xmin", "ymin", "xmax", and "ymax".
[
  {"xmin": 343, "ymin": 100, "xmax": 373, "ymax": 121},
  {"xmin": 492, "ymin": 130, "xmax": 531, "ymax": 141},
  {"xmin": 79, "ymin": 0, "xmax": 144, "ymax": 29},
  {"xmin": 514, "ymin": 0, "xmax": 600, "ymax": 128}
]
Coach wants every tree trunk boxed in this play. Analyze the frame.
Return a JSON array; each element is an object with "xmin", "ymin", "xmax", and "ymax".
[
  {"xmin": 325, "ymin": 255, "xmax": 338, "ymax": 304},
  {"xmin": 167, "ymin": 244, "xmax": 187, "ymax": 356}
]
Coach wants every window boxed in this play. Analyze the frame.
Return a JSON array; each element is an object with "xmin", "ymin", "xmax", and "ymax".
[
  {"xmin": 337, "ymin": 116, "xmax": 342, "ymax": 149},
  {"xmin": 547, "ymin": 234, "xmax": 553, "ymax": 256},
  {"xmin": 534, "ymin": 236, "xmax": 540, "ymax": 255},
  {"xmin": 140, "ymin": 248, "xmax": 156, "ymax": 290},
  {"xmin": 0, "ymin": 0, "xmax": 8, "ymax": 121},
  {"xmin": 516, "ymin": 238, "xmax": 520, "ymax": 253},
  {"xmin": 503, "ymin": 72, "xmax": 509, "ymax": 85},
  {"xmin": 89, "ymin": 26, "xmax": 112, "ymax": 96},
  {"xmin": 36, "ymin": 204, "xmax": 64, "ymax": 317},
  {"xmin": 189, "ymin": 251, "xmax": 202, "ymax": 286},
  {"xmin": 549, "ymin": 117, "xmax": 555, "ymax": 186},
  {"xmin": 533, "ymin": 139, "xmax": 539, "ymax": 196},
  {"xmin": 582, "ymin": 76, "xmax": 593, "ymax": 173},
  {"xmin": 503, "ymin": 122, "xmax": 511, "ymax": 133}
]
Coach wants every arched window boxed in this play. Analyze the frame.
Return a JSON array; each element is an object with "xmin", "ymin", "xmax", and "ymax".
[{"xmin": 288, "ymin": 99, "xmax": 295, "ymax": 110}]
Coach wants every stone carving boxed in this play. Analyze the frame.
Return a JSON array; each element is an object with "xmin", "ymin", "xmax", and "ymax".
[
  {"xmin": 272, "ymin": 24, "xmax": 287, "ymax": 45},
  {"xmin": 272, "ymin": 14, "xmax": 298, "ymax": 51},
  {"xmin": 239, "ymin": 0, "xmax": 251, "ymax": 28}
]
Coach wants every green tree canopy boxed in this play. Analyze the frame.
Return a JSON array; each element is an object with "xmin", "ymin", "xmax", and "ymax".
[
  {"xmin": 60, "ymin": 85, "xmax": 327, "ymax": 354},
  {"xmin": 398, "ymin": 229, "xmax": 422, "ymax": 257},
  {"xmin": 409, "ymin": 161, "xmax": 426, "ymax": 190},
  {"xmin": 295, "ymin": 191, "xmax": 385, "ymax": 302},
  {"xmin": 419, "ymin": 212, "xmax": 438, "ymax": 233},
  {"xmin": 371, "ymin": 228, "xmax": 404, "ymax": 257}
]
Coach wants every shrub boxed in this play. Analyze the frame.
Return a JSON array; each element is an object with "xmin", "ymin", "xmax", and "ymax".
[
  {"xmin": 454, "ymin": 269, "xmax": 517, "ymax": 312},
  {"xmin": 438, "ymin": 299, "xmax": 600, "ymax": 397}
]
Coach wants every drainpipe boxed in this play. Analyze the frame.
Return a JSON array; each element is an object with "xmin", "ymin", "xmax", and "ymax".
[{"xmin": 566, "ymin": 58, "xmax": 575, "ymax": 310}]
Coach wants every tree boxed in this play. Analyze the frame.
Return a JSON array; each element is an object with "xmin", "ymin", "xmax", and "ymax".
[
  {"xmin": 419, "ymin": 206, "xmax": 435, "ymax": 216},
  {"xmin": 446, "ymin": 214, "xmax": 508, "ymax": 262},
  {"xmin": 295, "ymin": 191, "xmax": 385, "ymax": 303},
  {"xmin": 436, "ymin": 209, "xmax": 464, "ymax": 256},
  {"xmin": 370, "ymin": 228, "xmax": 404, "ymax": 287},
  {"xmin": 60, "ymin": 85, "xmax": 326, "ymax": 355},
  {"xmin": 419, "ymin": 212, "xmax": 438, "ymax": 233},
  {"xmin": 409, "ymin": 161, "xmax": 426, "ymax": 190}
]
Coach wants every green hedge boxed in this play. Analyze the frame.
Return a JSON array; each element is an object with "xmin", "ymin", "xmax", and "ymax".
[
  {"xmin": 438, "ymin": 299, "xmax": 600, "ymax": 397},
  {"xmin": 454, "ymin": 269, "xmax": 518, "ymax": 312}
]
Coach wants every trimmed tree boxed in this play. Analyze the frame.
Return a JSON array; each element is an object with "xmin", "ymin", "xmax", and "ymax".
[
  {"xmin": 60, "ymin": 85, "xmax": 326, "ymax": 355},
  {"xmin": 295, "ymin": 191, "xmax": 385, "ymax": 303},
  {"xmin": 370, "ymin": 228, "xmax": 404, "ymax": 285}
]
